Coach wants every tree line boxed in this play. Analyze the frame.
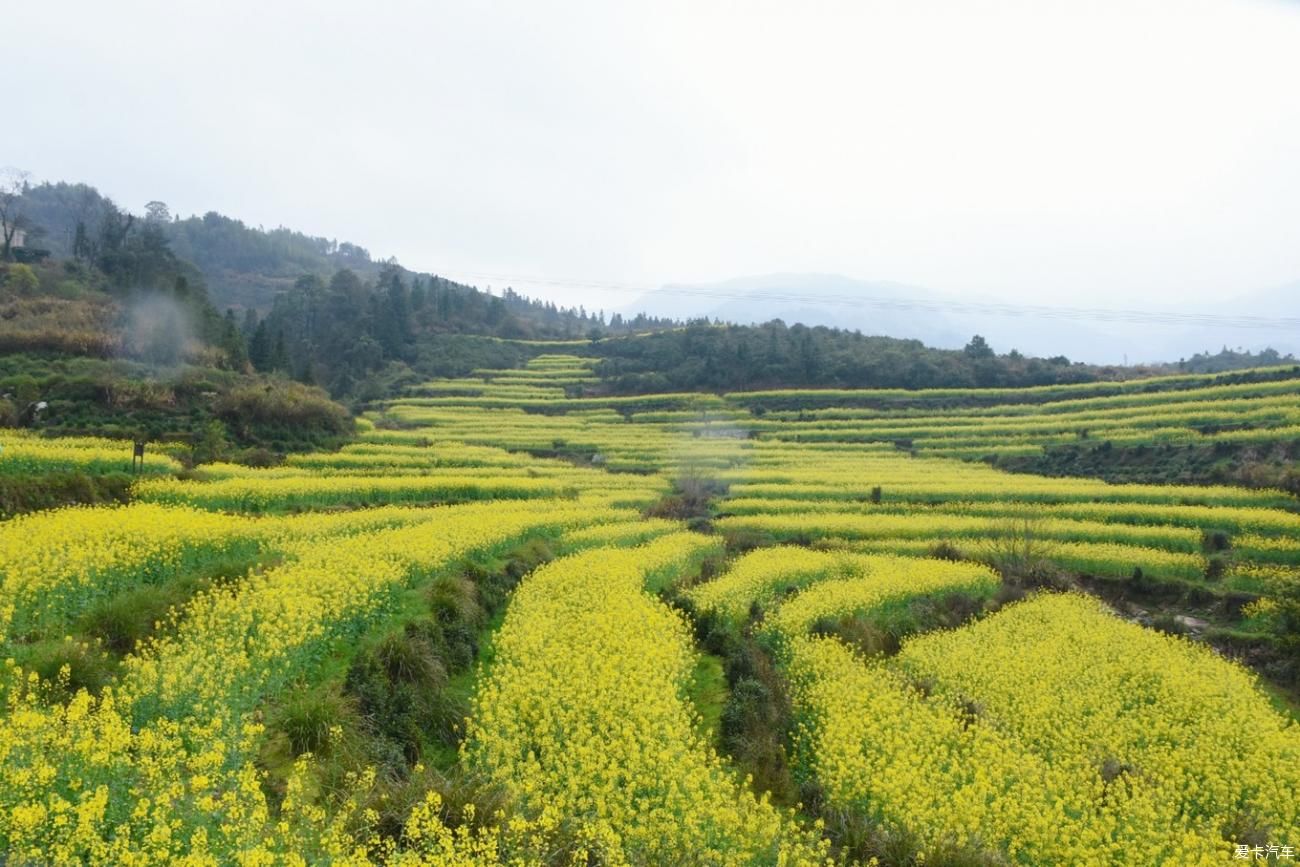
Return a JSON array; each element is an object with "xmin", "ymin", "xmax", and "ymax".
[{"xmin": 590, "ymin": 322, "xmax": 1104, "ymax": 393}]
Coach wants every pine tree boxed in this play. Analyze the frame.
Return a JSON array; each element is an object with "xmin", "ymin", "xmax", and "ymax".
[{"xmin": 222, "ymin": 309, "xmax": 249, "ymax": 370}]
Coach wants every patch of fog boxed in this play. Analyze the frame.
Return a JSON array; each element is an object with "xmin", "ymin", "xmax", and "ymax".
[
  {"xmin": 121, "ymin": 292, "xmax": 199, "ymax": 367},
  {"xmin": 667, "ymin": 418, "xmax": 754, "ymax": 486}
]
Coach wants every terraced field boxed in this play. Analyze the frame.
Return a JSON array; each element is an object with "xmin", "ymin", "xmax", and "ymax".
[{"xmin": 2, "ymin": 355, "xmax": 1298, "ymax": 864}]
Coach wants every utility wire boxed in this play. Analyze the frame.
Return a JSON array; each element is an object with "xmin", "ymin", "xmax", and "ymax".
[{"xmin": 440, "ymin": 269, "xmax": 1300, "ymax": 331}]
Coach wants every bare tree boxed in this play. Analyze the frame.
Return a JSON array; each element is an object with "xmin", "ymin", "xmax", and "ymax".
[
  {"xmin": 0, "ymin": 167, "xmax": 32, "ymax": 261},
  {"xmin": 980, "ymin": 513, "xmax": 1061, "ymax": 585}
]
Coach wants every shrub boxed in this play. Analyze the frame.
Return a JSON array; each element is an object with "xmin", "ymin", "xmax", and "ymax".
[
  {"xmin": 215, "ymin": 379, "xmax": 351, "ymax": 435},
  {"xmin": 426, "ymin": 573, "xmax": 482, "ymax": 628},
  {"xmin": 5, "ymin": 263, "xmax": 40, "ymax": 294},
  {"xmin": 275, "ymin": 686, "xmax": 359, "ymax": 758},
  {"xmin": 234, "ymin": 446, "xmax": 280, "ymax": 467},
  {"xmin": 814, "ymin": 615, "xmax": 901, "ymax": 658},
  {"xmin": 929, "ymin": 540, "xmax": 966, "ymax": 561},
  {"xmin": 22, "ymin": 637, "xmax": 117, "ymax": 698},
  {"xmin": 980, "ymin": 516, "xmax": 1060, "ymax": 583},
  {"xmin": 345, "ymin": 619, "xmax": 453, "ymax": 761},
  {"xmin": 645, "ymin": 472, "xmax": 727, "ymax": 522},
  {"xmin": 1201, "ymin": 529, "xmax": 1232, "ymax": 552},
  {"xmin": 374, "ymin": 623, "xmax": 449, "ymax": 687},
  {"xmin": 79, "ymin": 587, "xmax": 172, "ymax": 655},
  {"xmin": 723, "ymin": 527, "xmax": 775, "ymax": 554}
]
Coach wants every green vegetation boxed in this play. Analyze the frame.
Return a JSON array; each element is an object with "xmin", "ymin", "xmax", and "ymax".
[
  {"xmin": 6, "ymin": 172, "xmax": 1300, "ymax": 864},
  {"xmin": 0, "ymin": 470, "xmax": 133, "ymax": 517}
]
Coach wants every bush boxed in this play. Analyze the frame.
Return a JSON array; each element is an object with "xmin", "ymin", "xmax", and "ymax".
[
  {"xmin": 0, "ymin": 471, "xmax": 132, "ymax": 518},
  {"xmin": 215, "ymin": 379, "xmax": 351, "ymax": 435},
  {"xmin": 233, "ymin": 446, "xmax": 280, "ymax": 467},
  {"xmin": 191, "ymin": 419, "xmax": 229, "ymax": 465},
  {"xmin": 929, "ymin": 540, "xmax": 966, "ymax": 561},
  {"xmin": 22, "ymin": 638, "xmax": 118, "ymax": 698},
  {"xmin": 438, "ymin": 622, "xmax": 478, "ymax": 674},
  {"xmin": 275, "ymin": 686, "xmax": 359, "ymax": 758},
  {"xmin": 1201, "ymin": 529, "xmax": 1232, "ymax": 552},
  {"xmin": 345, "ymin": 619, "xmax": 452, "ymax": 762},
  {"xmin": 980, "ymin": 516, "xmax": 1060, "ymax": 583},
  {"xmin": 722, "ymin": 527, "xmax": 775, "ymax": 554},
  {"xmin": 712, "ymin": 632, "xmax": 800, "ymax": 806},
  {"xmin": 812, "ymin": 615, "xmax": 902, "ymax": 658},
  {"xmin": 4, "ymin": 263, "xmax": 40, "ymax": 294},
  {"xmin": 503, "ymin": 537, "xmax": 554, "ymax": 581},
  {"xmin": 357, "ymin": 764, "xmax": 512, "ymax": 847},
  {"xmin": 426, "ymin": 573, "xmax": 482, "ymax": 628},
  {"xmin": 79, "ymin": 587, "xmax": 171, "ymax": 655},
  {"xmin": 644, "ymin": 471, "xmax": 728, "ymax": 522},
  {"xmin": 374, "ymin": 623, "xmax": 450, "ymax": 687},
  {"xmin": 469, "ymin": 538, "xmax": 554, "ymax": 614}
]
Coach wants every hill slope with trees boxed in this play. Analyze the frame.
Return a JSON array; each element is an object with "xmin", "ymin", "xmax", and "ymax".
[{"xmin": 6, "ymin": 173, "xmax": 1293, "ymax": 411}]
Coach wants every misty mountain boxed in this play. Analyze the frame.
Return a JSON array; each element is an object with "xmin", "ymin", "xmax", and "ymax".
[
  {"xmin": 630, "ymin": 274, "xmax": 965, "ymax": 347},
  {"xmin": 625, "ymin": 273, "xmax": 1299, "ymax": 365},
  {"xmin": 1212, "ymin": 281, "xmax": 1300, "ymax": 353}
]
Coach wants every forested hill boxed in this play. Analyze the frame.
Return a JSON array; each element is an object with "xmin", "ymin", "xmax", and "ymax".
[
  {"xmin": 7, "ymin": 177, "xmax": 1290, "ymax": 405},
  {"xmin": 593, "ymin": 325, "xmax": 1106, "ymax": 392},
  {"xmin": 14, "ymin": 181, "xmax": 671, "ymax": 336}
]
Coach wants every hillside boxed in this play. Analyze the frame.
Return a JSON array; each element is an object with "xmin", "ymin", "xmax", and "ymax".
[
  {"xmin": 14, "ymin": 181, "xmax": 672, "ymax": 332},
  {"xmin": 0, "ymin": 181, "xmax": 1138, "ymax": 405},
  {"xmin": 0, "ymin": 238, "xmax": 353, "ymax": 512},
  {"xmin": 4, "ymin": 353, "xmax": 1299, "ymax": 864},
  {"xmin": 13, "ymin": 177, "xmax": 1294, "ymax": 410}
]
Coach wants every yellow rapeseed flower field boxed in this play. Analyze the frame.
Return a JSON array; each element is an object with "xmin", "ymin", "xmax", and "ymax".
[{"xmin": 3, "ymin": 356, "xmax": 1300, "ymax": 863}]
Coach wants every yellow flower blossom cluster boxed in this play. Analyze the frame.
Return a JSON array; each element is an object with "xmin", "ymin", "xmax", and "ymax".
[
  {"xmin": 283, "ymin": 441, "xmax": 538, "ymax": 470},
  {"xmin": 133, "ymin": 473, "xmax": 574, "ymax": 512},
  {"xmin": 0, "ymin": 503, "xmax": 257, "ymax": 641},
  {"xmin": 716, "ymin": 511, "xmax": 1201, "ymax": 552},
  {"xmin": 465, "ymin": 534, "xmax": 832, "ymax": 866},
  {"xmin": 723, "ymin": 496, "xmax": 1300, "ymax": 538},
  {"xmin": 0, "ymin": 431, "xmax": 180, "ymax": 476},
  {"xmin": 826, "ymin": 536, "xmax": 1206, "ymax": 583},
  {"xmin": 560, "ymin": 515, "xmax": 682, "ymax": 547},
  {"xmin": 686, "ymin": 546, "xmax": 864, "ymax": 620},
  {"xmin": 787, "ymin": 635, "xmax": 1230, "ymax": 865},
  {"xmin": 720, "ymin": 565, "xmax": 1256, "ymax": 862},
  {"xmin": 1235, "ymin": 532, "xmax": 1300, "ymax": 577},
  {"xmin": 119, "ymin": 500, "xmax": 604, "ymax": 722},
  {"xmin": 0, "ymin": 503, "xmax": 442, "ymax": 642},
  {"xmin": 730, "ymin": 373, "xmax": 1300, "ymax": 457},
  {"xmin": 763, "ymin": 555, "xmax": 998, "ymax": 638},
  {"xmin": 0, "ymin": 673, "xmax": 577, "ymax": 865},
  {"xmin": 711, "ymin": 437, "xmax": 1300, "ymax": 591},
  {"xmin": 893, "ymin": 594, "xmax": 1300, "ymax": 859},
  {"xmin": 0, "ymin": 499, "xmax": 617, "ymax": 862},
  {"xmin": 721, "ymin": 443, "xmax": 1286, "ymax": 508},
  {"xmin": 687, "ymin": 547, "xmax": 1300, "ymax": 863}
]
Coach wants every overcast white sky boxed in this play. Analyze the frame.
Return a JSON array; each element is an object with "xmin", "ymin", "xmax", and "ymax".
[{"xmin": 9, "ymin": 0, "xmax": 1300, "ymax": 311}]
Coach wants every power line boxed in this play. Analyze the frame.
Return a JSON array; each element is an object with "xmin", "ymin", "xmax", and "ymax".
[{"xmin": 440, "ymin": 269, "xmax": 1300, "ymax": 331}]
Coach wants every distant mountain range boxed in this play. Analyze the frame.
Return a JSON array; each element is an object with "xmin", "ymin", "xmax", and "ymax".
[{"xmin": 624, "ymin": 274, "xmax": 1300, "ymax": 365}]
